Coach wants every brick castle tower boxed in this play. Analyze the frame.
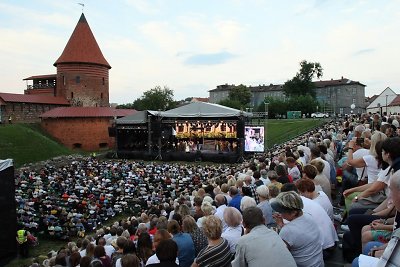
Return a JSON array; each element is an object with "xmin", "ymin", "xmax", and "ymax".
[{"xmin": 54, "ymin": 13, "xmax": 111, "ymax": 107}]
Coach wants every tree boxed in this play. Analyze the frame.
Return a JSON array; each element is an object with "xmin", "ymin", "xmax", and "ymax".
[
  {"xmin": 218, "ymin": 98, "xmax": 243, "ymax": 110},
  {"xmin": 218, "ymin": 84, "xmax": 252, "ymax": 110},
  {"xmin": 283, "ymin": 60, "xmax": 323, "ymax": 98},
  {"xmin": 228, "ymin": 84, "xmax": 252, "ymax": 106},
  {"xmin": 118, "ymin": 86, "xmax": 177, "ymax": 111}
]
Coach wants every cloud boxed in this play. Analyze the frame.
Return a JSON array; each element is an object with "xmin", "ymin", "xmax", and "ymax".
[
  {"xmin": 353, "ymin": 48, "xmax": 376, "ymax": 56},
  {"xmin": 123, "ymin": 0, "xmax": 163, "ymax": 15},
  {"xmin": 184, "ymin": 51, "xmax": 236, "ymax": 65}
]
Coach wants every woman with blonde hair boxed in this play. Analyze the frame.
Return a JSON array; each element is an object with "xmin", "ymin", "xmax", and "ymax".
[
  {"xmin": 196, "ymin": 202, "xmax": 214, "ymax": 228},
  {"xmin": 192, "ymin": 216, "xmax": 232, "ymax": 267}
]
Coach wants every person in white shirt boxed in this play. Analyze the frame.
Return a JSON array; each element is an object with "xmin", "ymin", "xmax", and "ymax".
[
  {"xmin": 214, "ymin": 194, "xmax": 228, "ymax": 231},
  {"xmin": 296, "ymin": 178, "xmax": 334, "ymax": 221},
  {"xmin": 287, "ymin": 157, "xmax": 301, "ymax": 181},
  {"xmin": 260, "ymin": 169, "xmax": 271, "ymax": 186}
]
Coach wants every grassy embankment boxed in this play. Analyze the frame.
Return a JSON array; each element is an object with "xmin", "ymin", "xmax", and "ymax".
[
  {"xmin": 266, "ymin": 118, "xmax": 326, "ymax": 148},
  {"xmin": 0, "ymin": 124, "xmax": 72, "ymax": 167}
]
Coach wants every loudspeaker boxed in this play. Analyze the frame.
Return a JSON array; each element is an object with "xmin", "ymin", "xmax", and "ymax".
[
  {"xmin": 108, "ymin": 127, "xmax": 116, "ymax": 137},
  {"xmin": 237, "ymin": 120, "xmax": 245, "ymax": 138},
  {"xmin": 151, "ymin": 121, "xmax": 161, "ymax": 135},
  {"xmin": 0, "ymin": 161, "xmax": 17, "ymax": 261}
]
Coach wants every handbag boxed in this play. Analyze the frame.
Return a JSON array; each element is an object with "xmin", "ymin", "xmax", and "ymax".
[{"xmin": 358, "ymin": 191, "xmax": 387, "ymax": 205}]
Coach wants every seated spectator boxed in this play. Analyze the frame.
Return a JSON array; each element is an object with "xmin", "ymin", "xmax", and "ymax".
[
  {"xmin": 228, "ymin": 186, "xmax": 242, "ymax": 212},
  {"xmin": 272, "ymin": 191, "xmax": 324, "ymax": 267},
  {"xmin": 308, "ymin": 162, "xmax": 332, "ymax": 202},
  {"xmin": 296, "ymin": 178, "xmax": 334, "ymax": 220},
  {"xmin": 192, "ymin": 215, "xmax": 232, "ymax": 267},
  {"xmin": 147, "ymin": 239, "xmax": 179, "ymax": 267},
  {"xmin": 167, "ymin": 220, "xmax": 195, "ymax": 267},
  {"xmin": 256, "ymin": 185, "xmax": 275, "ymax": 226},
  {"xmin": 137, "ymin": 232, "xmax": 154, "ymax": 265},
  {"xmin": 93, "ymin": 245, "xmax": 112, "ymax": 267},
  {"xmin": 182, "ymin": 215, "xmax": 208, "ymax": 256},
  {"xmin": 232, "ymin": 207, "xmax": 296, "ymax": 267},
  {"xmin": 146, "ymin": 229, "xmax": 179, "ymax": 266},
  {"xmin": 196, "ymin": 202, "xmax": 214, "ymax": 228},
  {"xmin": 267, "ymin": 171, "xmax": 283, "ymax": 190},
  {"xmin": 120, "ymin": 254, "xmax": 140, "ymax": 267},
  {"xmin": 240, "ymin": 196, "xmax": 256, "ymax": 211},
  {"xmin": 221, "ymin": 207, "xmax": 243, "ymax": 254}
]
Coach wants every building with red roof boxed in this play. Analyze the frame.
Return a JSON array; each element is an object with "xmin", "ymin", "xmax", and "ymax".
[
  {"xmin": 0, "ymin": 13, "xmax": 112, "ymax": 124},
  {"xmin": 0, "ymin": 13, "xmax": 136, "ymax": 151}
]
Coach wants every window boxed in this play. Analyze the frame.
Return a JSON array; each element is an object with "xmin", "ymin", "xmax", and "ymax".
[
  {"xmin": 63, "ymin": 75, "xmax": 65, "ymax": 85},
  {"xmin": 101, "ymin": 93, "xmax": 103, "ymax": 99},
  {"xmin": 76, "ymin": 76, "xmax": 80, "ymax": 84},
  {"xmin": 352, "ymin": 98, "xmax": 356, "ymax": 104},
  {"xmin": 102, "ymin": 77, "xmax": 105, "ymax": 85},
  {"xmin": 352, "ymin": 88, "xmax": 357, "ymax": 95},
  {"xmin": 71, "ymin": 92, "xmax": 74, "ymax": 98}
]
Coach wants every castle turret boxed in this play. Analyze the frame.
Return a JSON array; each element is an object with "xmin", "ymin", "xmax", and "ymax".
[{"xmin": 54, "ymin": 13, "xmax": 111, "ymax": 107}]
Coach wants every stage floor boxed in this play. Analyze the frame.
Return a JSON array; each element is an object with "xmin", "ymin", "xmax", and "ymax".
[{"xmin": 115, "ymin": 149, "xmax": 241, "ymax": 163}]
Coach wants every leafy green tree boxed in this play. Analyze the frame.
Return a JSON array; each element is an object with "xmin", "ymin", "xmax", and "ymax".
[
  {"xmin": 120, "ymin": 86, "xmax": 177, "ymax": 111},
  {"xmin": 283, "ymin": 60, "xmax": 323, "ymax": 98},
  {"xmin": 256, "ymin": 97, "xmax": 288, "ymax": 119},
  {"xmin": 116, "ymin": 103, "xmax": 135, "ymax": 109},
  {"xmin": 218, "ymin": 98, "xmax": 243, "ymax": 110},
  {"xmin": 218, "ymin": 84, "xmax": 252, "ymax": 110},
  {"xmin": 228, "ymin": 84, "xmax": 252, "ymax": 106},
  {"xmin": 287, "ymin": 95, "xmax": 318, "ymax": 115}
]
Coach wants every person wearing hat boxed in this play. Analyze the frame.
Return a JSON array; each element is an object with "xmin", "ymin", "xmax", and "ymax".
[{"xmin": 272, "ymin": 191, "xmax": 324, "ymax": 267}]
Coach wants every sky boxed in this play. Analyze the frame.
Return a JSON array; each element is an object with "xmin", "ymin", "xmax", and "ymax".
[{"xmin": 1, "ymin": 0, "xmax": 400, "ymax": 104}]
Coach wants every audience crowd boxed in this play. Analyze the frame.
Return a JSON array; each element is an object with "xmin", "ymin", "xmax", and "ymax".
[{"xmin": 16, "ymin": 112, "xmax": 400, "ymax": 267}]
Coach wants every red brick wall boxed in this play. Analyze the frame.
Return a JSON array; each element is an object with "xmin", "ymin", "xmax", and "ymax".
[
  {"xmin": 41, "ymin": 117, "xmax": 115, "ymax": 151},
  {"xmin": 56, "ymin": 63, "xmax": 109, "ymax": 107},
  {"xmin": 0, "ymin": 103, "xmax": 68, "ymax": 123}
]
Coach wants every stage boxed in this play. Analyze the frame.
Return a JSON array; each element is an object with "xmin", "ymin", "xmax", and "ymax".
[{"xmin": 114, "ymin": 149, "xmax": 241, "ymax": 164}]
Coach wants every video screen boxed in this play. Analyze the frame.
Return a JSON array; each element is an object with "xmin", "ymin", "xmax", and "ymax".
[{"xmin": 244, "ymin": 126, "xmax": 265, "ymax": 152}]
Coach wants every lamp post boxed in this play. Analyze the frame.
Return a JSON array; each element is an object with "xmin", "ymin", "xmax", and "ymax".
[
  {"xmin": 264, "ymin": 100, "xmax": 269, "ymax": 151},
  {"xmin": 350, "ymin": 103, "xmax": 355, "ymax": 115},
  {"xmin": 386, "ymin": 95, "xmax": 388, "ymax": 115}
]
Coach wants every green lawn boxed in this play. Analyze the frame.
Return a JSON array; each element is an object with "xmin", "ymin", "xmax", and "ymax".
[
  {"xmin": 266, "ymin": 118, "xmax": 326, "ymax": 148},
  {"xmin": 0, "ymin": 124, "xmax": 72, "ymax": 167}
]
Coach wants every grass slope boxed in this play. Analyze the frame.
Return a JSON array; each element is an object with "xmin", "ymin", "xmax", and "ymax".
[
  {"xmin": 266, "ymin": 119, "xmax": 326, "ymax": 148},
  {"xmin": 0, "ymin": 124, "xmax": 71, "ymax": 167}
]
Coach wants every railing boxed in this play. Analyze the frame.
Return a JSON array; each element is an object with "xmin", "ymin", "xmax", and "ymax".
[{"xmin": 27, "ymin": 83, "xmax": 55, "ymax": 89}]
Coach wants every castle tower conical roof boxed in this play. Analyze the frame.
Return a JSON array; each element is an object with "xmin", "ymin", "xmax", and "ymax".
[{"xmin": 54, "ymin": 13, "xmax": 111, "ymax": 69}]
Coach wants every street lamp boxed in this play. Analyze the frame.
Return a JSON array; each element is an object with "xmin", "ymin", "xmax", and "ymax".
[
  {"xmin": 386, "ymin": 95, "xmax": 388, "ymax": 115},
  {"xmin": 264, "ymin": 100, "xmax": 269, "ymax": 151},
  {"xmin": 350, "ymin": 103, "xmax": 355, "ymax": 115}
]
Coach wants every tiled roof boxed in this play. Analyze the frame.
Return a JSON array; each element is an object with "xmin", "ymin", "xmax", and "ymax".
[
  {"xmin": 314, "ymin": 78, "xmax": 365, "ymax": 88},
  {"xmin": 54, "ymin": 13, "xmax": 111, "ymax": 69},
  {"xmin": 23, "ymin": 74, "xmax": 57, "ymax": 80},
  {"xmin": 389, "ymin": 95, "xmax": 400, "ymax": 106},
  {"xmin": 191, "ymin": 97, "xmax": 209, "ymax": 103},
  {"xmin": 40, "ymin": 107, "xmax": 136, "ymax": 118},
  {"xmin": 0, "ymin": 92, "xmax": 69, "ymax": 105}
]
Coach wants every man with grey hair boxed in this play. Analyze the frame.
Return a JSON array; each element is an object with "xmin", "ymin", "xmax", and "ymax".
[
  {"xmin": 260, "ymin": 169, "xmax": 271, "ymax": 186},
  {"xmin": 232, "ymin": 207, "xmax": 296, "ymax": 267},
  {"xmin": 243, "ymin": 175, "xmax": 259, "ymax": 204},
  {"xmin": 214, "ymin": 194, "xmax": 228, "ymax": 231},
  {"xmin": 256, "ymin": 185, "xmax": 274, "ymax": 226}
]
